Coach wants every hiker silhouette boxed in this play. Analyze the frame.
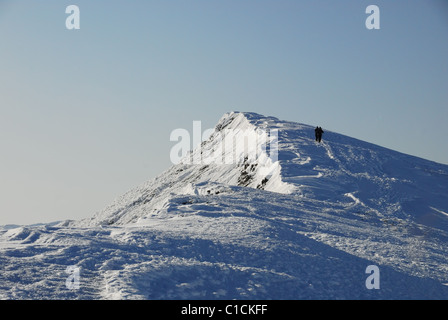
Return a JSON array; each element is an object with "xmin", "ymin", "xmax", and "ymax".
[{"xmin": 315, "ymin": 126, "xmax": 324, "ymax": 143}]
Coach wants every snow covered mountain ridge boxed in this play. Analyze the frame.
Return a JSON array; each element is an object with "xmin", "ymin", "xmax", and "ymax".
[
  {"xmin": 76, "ymin": 111, "xmax": 448, "ymax": 230},
  {"xmin": 1, "ymin": 111, "xmax": 448, "ymax": 299}
]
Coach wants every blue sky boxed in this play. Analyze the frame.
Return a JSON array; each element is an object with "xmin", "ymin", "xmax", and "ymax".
[{"xmin": 1, "ymin": 0, "xmax": 447, "ymax": 225}]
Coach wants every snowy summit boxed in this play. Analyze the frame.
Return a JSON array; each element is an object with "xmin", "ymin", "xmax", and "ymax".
[{"xmin": 1, "ymin": 111, "xmax": 448, "ymax": 299}]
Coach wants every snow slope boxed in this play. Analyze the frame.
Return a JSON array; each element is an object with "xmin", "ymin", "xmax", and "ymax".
[{"xmin": 1, "ymin": 111, "xmax": 448, "ymax": 299}]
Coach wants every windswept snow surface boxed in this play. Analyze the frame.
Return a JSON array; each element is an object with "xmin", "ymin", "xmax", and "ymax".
[{"xmin": 1, "ymin": 112, "xmax": 448, "ymax": 299}]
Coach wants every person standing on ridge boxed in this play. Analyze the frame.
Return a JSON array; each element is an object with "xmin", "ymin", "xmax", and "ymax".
[
  {"xmin": 318, "ymin": 127, "xmax": 324, "ymax": 142},
  {"xmin": 315, "ymin": 126, "xmax": 324, "ymax": 143}
]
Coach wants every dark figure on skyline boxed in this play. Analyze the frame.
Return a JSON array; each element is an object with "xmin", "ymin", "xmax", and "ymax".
[{"xmin": 315, "ymin": 126, "xmax": 324, "ymax": 143}]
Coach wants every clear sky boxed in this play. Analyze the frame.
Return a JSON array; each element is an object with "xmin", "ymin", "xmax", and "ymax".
[{"xmin": 1, "ymin": 0, "xmax": 447, "ymax": 225}]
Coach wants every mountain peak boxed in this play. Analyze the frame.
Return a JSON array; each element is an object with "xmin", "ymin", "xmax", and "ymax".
[{"xmin": 77, "ymin": 112, "xmax": 448, "ymax": 232}]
